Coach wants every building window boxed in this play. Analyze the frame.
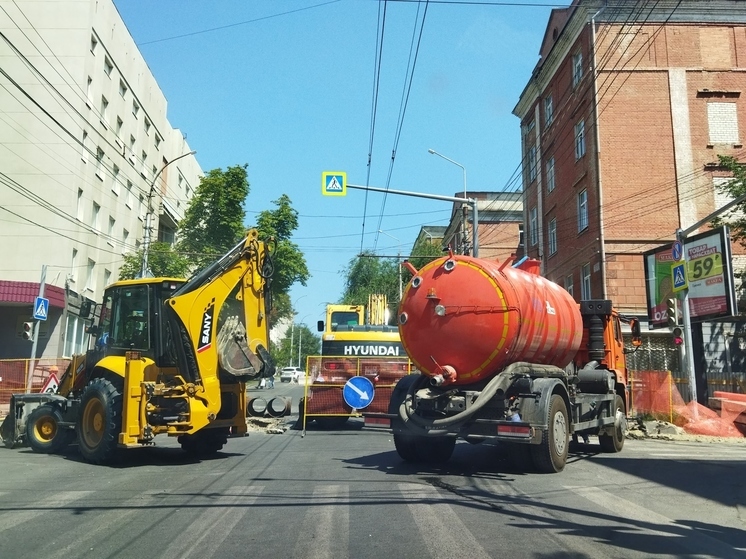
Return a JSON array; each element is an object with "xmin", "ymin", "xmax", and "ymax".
[
  {"xmin": 100, "ymin": 96, "xmax": 108, "ymax": 127},
  {"xmin": 104, "ymin": 56, "xmax": 113, "ymax": 77},
  {"xmin": 707, "ymin": 102, "xmax": 739, "ymax": 144},
  {"xmin": 86, "ymin": 76, "xmax": 92, "ymax": 106},
  {"xmin": 528, "ymin": 146, "xmax": 537, "ymax": 182},
  {"xmin": 92, "ymin": 202, "xmax": 100, "ymax": 231},
  {"xmin": 144, "ymin": 117, "xmax": 151, "ymax": 135},
  {"xmin": 119, "ymin": 79, "xmax": 127, "ymax": 98},
  {"xmin": 122, "ymin": 229, "xmax": 129, "ymax": 254},
  {"xmin": 112, "ymin": 164, "xmax": 120, "ymax": 195},
  {"xmin": 546, "ymin": 157, "xmax": 555, "ymax": 193},
  {"xmin": 152, "ymin": 165, "xmax": 158, "ymax": 181},
  {"xmin": 104, "ymin": 269, "xmax": 111, "ymax": 290},
  {"xmin": 530, "ymin": 206, "xmax": 538, "ymax": 246},
  {"xmin": 71, "ymin": 248, "xmax": 78, "ymax": 283},
  {"xmin": 155, "ymin": 134, "xmax": 161, "ymax": 149},
  {"xmin": 572, "ymin": 52, "xmax": 583, "ymax": 87},
  {"xmin": 548, "ymin": 218, "xmax": 557, "ymax": 255},
  {"xmin": 565, "ymin": 274, "xmax": 574, "ymax": 297},
  {"xmin": 76, "ymin": 189, "xmax": 84, "ymax": 220},
  {"xmin": 132, "ymin": 100, "xmax": 140, "ymax": 119},
  {"xmin": 63, "ymin": 315, "xmax": 91, "ymax": 359},
  {"xmin": 581, "ymin": 263, "xmax": 591, "ymax": 299},
  {"xmin": 141, "ymin": 150, "xmax": 148, "ymax": 177},
  {"xmin": 578, "ymin": 189, "xmax": 588, "ymax": 231},
  {"xmin": 95, "ymin": 147, "xmax": 104, "ymax": 180},
  {"xmin": 86, "ymin": 258, "xmax": 96, "ymax": 292},
  {"xmin": 90, "ymin": 35, "xmax": 98, "ymax": 53},
  {"xmin": 574, "ymin": 120, "xmax": 586, "ymax": 160},
  {"xmin": 107, "ymin": 216, "xmax": 115, "ymax": 246},
  {"xmin": 545, "ymin": 95, "xmax": 553, "ymax": 126},
  {"xmin": 125, "ymin": 181, "xmax": 133, "ymax": 208},
  {"xmin": 81, "ymin": 130, "xmax": 88, "ymax": 162}
]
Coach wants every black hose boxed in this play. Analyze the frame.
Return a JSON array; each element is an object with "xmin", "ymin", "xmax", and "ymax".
[{"xmin": 399, "ymin": 362, "xmax": 564, "ymax": 435}]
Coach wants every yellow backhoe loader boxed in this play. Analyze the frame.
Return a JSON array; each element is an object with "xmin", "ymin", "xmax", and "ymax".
[{"xmin": 0, "ymin": 229, "xmax": 275, "ymax": 464}]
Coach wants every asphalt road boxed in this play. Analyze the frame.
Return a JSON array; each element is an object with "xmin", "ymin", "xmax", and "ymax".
[{"xmin": 1, "ymin": 383, "xmax": 745, "ymax": 559}]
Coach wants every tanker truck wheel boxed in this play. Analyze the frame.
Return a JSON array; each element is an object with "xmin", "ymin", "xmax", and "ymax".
[
  {"xmin": 530, "ymin": 394, "xmax": 569, "ymax": 473},
  {"xmin": 26, "ymin": 404, "xmax": 73, "ymax": 454},
  {"xmin": 77, "ymin": 378, "xmax": 123, "ymax": 465},
  {"xmin": 599, "ymin": 394, "xmax": 626, "ymax": 453}
]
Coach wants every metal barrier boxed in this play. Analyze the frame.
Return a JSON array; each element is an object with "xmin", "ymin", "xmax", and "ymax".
[
  {"xmin": 300, "ymin": 355, "xmax": 412, "ymax": 434},
  {"xmin": 0, "ymin": 359, "xmax": 70, "ymax": 415}
]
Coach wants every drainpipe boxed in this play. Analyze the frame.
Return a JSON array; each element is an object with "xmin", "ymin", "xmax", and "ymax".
[{"xmin": 591, "ymin": 2, "xmax": 608, "ymax": 299}]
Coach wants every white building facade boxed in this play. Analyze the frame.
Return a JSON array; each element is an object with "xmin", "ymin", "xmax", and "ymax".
[{"xmin": 0, "ymin": 0, "xmax": 201, "ymax": 360}]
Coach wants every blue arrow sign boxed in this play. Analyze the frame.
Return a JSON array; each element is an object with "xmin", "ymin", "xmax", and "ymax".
[
  {"xmin": 33, "ymin": 296, "xmax": 49, "ymax": 321},
  {"xmin": 342, "ymin": 376, "xmax": 375, "ymax": 409}
]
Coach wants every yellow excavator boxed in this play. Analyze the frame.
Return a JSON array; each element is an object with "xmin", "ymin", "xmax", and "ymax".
[{"xmin": 1, "ymin": 229, "xmax": 275, "ymax": 464}]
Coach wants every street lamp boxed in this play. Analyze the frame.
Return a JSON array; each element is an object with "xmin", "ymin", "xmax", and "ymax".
[
  {"xmin": 428, "ymin": 149, "xmax": 470, "ymax": 255},
  {"xmin": 141, "ymin": 150, "xmax": 196, "ymax": 277},
  {"xmin": 378, "ymin": 230, "xmax": 403, "ymax": 300},
  {"xmin": 289, "ymin": 295, "xmax": 307, "ymax": 367}
]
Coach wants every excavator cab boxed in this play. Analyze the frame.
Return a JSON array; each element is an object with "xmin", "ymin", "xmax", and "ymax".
[{"xmin": 93, "ymin": 279, "xmax": 183, "ymax": 364}]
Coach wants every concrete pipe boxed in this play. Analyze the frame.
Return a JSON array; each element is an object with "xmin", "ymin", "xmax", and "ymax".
[
  {"xmin": 266, "ymin": 397, "xmax": 292, "ymax": 418},
  {"xmin": 247, "ymin": 397, "xmax": 267, "ymax": 417}
]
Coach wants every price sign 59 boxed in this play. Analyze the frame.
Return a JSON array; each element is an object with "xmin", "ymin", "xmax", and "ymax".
[{"xmin": 687, "ymin": 252, "xmax": 723, "ymax": 281}]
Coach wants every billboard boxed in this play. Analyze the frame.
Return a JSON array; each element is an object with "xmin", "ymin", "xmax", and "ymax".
[{"xmin": 643, "ymin": 226, "xmax": 737, "ymax": 327}]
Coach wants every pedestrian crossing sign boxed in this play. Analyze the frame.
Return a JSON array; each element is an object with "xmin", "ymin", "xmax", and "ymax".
[
  {"xmin": 671, "ymin": 262, "xmax": 688, "ymax": 293},
  {"xmin": 322, "ymin": 171, "xmax": 346, "ymax": 196},
  {"xmin": 33, "ymin": 296, "xmax": 49, "ymax": 321}
]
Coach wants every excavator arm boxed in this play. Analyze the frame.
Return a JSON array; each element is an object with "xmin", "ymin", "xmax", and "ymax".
[{"xmin": 164, "ymin": 229, "xmax": 275, "ymax": 426}]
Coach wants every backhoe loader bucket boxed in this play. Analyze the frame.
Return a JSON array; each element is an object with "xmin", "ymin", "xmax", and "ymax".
[
  {"xmin": 217, "ymin": 315, "xmax": 274, "ymax": 380},
  {"xmin": 1, "ymin": 393, "xmax": 66, "ymax": 448}
]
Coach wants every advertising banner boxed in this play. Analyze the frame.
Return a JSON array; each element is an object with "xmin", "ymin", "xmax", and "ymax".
[{"xmin": 643, "ymin": 226, "xmax": 736, "ymax": 327}]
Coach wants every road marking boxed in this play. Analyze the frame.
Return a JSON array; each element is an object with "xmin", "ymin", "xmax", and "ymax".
[
  {"xmin": 293, "ymin": 484, "xmax": 350, "ymax": 559},
  {"xmin": 0, "ymin": 491, "xmax": 93, "ymax": 533},
  {"xmin": 160, "ymin": 485, "xmax": 263, "ymax": 559},
  {"xmin": 40, "ymin": 490, "xmax": 162, "ymax": 559},
  {"xmin": 567, "ymin": 485, "xmax": 744, "ymax": 559},
  {"xmin": 398, "ymin": 482, "xmax": 492, "ymax": 559}
]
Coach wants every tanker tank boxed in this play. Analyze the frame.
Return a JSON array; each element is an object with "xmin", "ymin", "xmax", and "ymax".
[{"xmin": 398, "ymin": 254, "xmax": 582, "ymax": 386}]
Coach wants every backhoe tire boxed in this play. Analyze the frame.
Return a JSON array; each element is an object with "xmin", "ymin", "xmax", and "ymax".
[
  {"xmin": 531, "ymin": 394, "xmax": 569, "ymax": 473},
  {"xmin": 26, "ymin": 404, "xmax": 72, "ymax": 454},
  {"xmin": 599, "ymin": 394, "xmax": 626, "ymax": 453},
  {"xmin": 179, "ymin": 428, "xmax": 229, "ymax": 458},
  {"xmin": 77, "ymin": 378, "xmax": 123, "ymax": 465}
]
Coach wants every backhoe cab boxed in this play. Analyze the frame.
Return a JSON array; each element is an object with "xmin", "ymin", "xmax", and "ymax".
[{"xmin": 2, "ymin": 229, "xmax": 275, "ymax": 464}]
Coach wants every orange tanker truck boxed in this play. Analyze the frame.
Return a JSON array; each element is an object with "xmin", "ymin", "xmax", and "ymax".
[{"xmin": 387, "ymin": 251, "xmax": 641, "ymax": 473}]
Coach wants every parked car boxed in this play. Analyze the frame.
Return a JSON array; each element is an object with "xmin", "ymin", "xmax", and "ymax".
[{"xmin": 280, "ymin": 367, "xmax": 303, "ymax": 383}]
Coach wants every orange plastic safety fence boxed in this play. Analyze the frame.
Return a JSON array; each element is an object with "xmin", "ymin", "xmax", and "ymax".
[
  {"xmin": 629, "ymin": 370, "xmax": 743, "ymax": 438},
  {"xmin": 0, "ymin": 359, "xmax": 70, "ymax": 414},
  {"xmin": 304, "ymin": 356, "xmax": 411, "ymax": 417}
]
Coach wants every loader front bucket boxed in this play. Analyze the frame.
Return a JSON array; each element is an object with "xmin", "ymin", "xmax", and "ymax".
[{"xmin": 1, "ymin": 393, "xmax": 62, "ymax": 448}]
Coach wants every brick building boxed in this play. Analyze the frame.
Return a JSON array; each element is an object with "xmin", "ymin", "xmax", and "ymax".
[{"xmin": 513, "ymin": 0, "xmax": 746, "ymax": 320}]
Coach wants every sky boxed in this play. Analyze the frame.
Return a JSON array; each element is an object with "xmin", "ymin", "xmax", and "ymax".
[{"xmin": 112, "ymin": 0, "xmax": 562, "ymax": 329}]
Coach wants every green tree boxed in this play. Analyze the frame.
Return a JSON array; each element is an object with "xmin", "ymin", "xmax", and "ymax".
[
  {"xmin": 254, "ymin": 194, "xmax": 310, "ymax": 327},
  {"xmin": 118, "ymin": 242, "xmax": 189, "ymax": 281},
  {"xmin": 177, "ymin": 165, "xmax": 249, "ymax": 270},
  {"xmin": 408, "ymin": 236, "xmax": 445, "ymax": 273},
  {"xmin": 341, "ymin": 252, "xmax": 401, "ymax": 313},
  {"xmin": 712, "ymin": 155, "xmax": 746, "ymax": 244},
  {"xmin": 272, "ymin": 323, "xmax": 320, "ymax": 369}
]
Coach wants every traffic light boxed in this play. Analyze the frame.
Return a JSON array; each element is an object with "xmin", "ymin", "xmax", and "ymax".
[
  {"xmin": 666, "ymin": 297, "xmax": 679, "ymax": 327},
  {"xmin": 22, "ymin": 321, "xmax": 34, "ymax": 341},
  {"xmin": 672, "ymin": 327, "xmax": 684, "ymax": 346}
]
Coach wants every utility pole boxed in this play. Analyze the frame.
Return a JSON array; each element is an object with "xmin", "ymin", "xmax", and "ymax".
[
  {"xmin": 25, "ymin": 265, "xmax": 46, "ymax": 393},
  {"xmin": 141, "ymin": 150, "xmax": 196, "ymax": 278}
]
